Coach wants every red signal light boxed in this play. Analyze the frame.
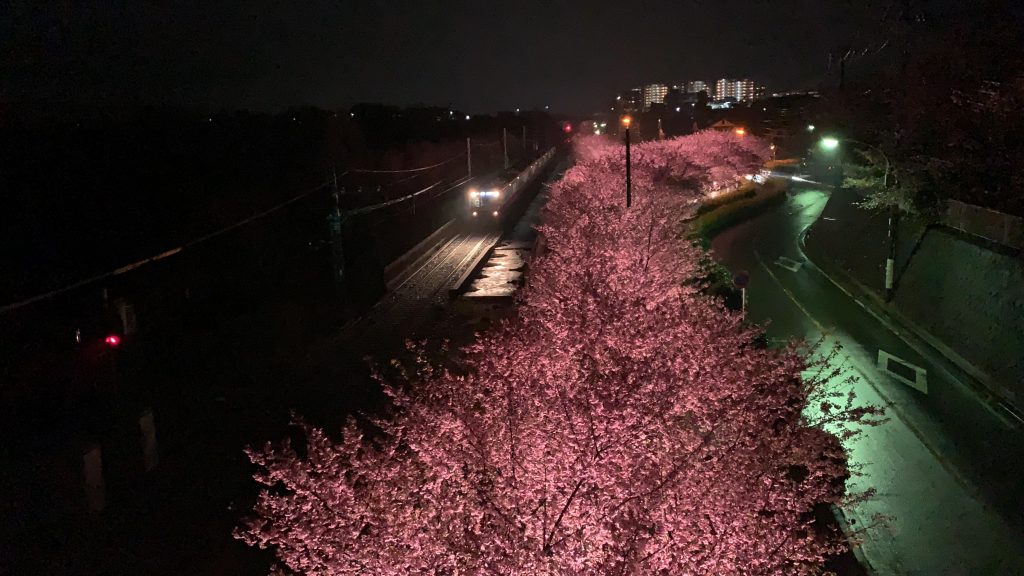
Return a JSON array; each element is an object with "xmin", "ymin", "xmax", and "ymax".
[
  {"xmin": 105, "ymin": 335, "xmax": 121, "ymax": 348},
  {"xmin": 563, "ymin": 123, "xmax": 572, "ymax": 133}
]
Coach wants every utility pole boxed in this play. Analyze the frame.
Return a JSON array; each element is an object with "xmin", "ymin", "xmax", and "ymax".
[
  {"xmin": 522, "ymin": 125, "xmax": 527, "ymax": 156},
  {"xmin": 503, "ymin": 128, "xmax": 509, "ymax": 170},
  {"xmin": 327, "ymin": 171, "xmax": 346, "ymax": 292},
  {"xmin": 466, "ymin": 137, "xmax": 472, "ymax": 177}
]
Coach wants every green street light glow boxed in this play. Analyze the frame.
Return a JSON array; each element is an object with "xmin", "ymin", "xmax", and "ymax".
[{"xmin": 820, "ymin": 137, "xmax": 840, "ymax": 151}]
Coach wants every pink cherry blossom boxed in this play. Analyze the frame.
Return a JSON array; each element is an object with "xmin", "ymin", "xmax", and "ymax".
[{"xmin": 237, "ymin": 132, "xmax": 879, "ymax": 575}]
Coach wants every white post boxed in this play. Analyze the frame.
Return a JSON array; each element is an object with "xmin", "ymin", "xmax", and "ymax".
[
  {"xmin": 139, "ymin": 410, "xmax": 159, "ymax": 472},
  {"xmin": 83, "ymin": 443, "xmax": 106, "ymax": 512},
  {"xmin": 741, "ymin": 287, "xmax": 747, "ymax": 315}
]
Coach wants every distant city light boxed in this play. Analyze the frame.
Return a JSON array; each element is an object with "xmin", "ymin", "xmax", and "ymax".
[
  {"xmin": 465, "ymin": 115, "xmax": 470, "ymax": 120},
  {"xmin": 807, "ymin": 124, "xmax": 815, "ymax": 132},
  {"xmin": 734, "ymin": 128, "xmax": 746, "ymax": 136},
  {"xmin": 105, "ymin": 334, "xmax": 121, "ymax": 347},
  {"xmin": 675, "ymin": 107, "xmax": 681, "ymax": 112}
]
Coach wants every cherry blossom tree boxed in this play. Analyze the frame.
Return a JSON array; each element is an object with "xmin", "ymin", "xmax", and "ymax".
[{"xmin": 237, "ymin": 133, "xmax": 879, "ymax": 575}]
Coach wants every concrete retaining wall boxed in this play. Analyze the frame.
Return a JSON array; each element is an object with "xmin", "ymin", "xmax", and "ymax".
[
  {"xmin": 894, "ymin": 228, "xmax": 1024, "ymax": 404},
  {"xmin": 805, "ymin": 188, "xmax": 1024, "ymax": 407}
]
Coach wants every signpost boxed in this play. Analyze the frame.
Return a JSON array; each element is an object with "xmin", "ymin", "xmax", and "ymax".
[{"xmin": 733, "ymin": 271, "xmax": 750, "ymax": 315}]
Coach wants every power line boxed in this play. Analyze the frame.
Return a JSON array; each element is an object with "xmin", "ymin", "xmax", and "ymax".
[
  {"xmin": 346, "ymin": 151, "xmax": 465, "ymax": 174},
  {"xmin": 0, "ymin": 149, "xmax": 478, "ymax": 315},
  {"xmin": 0, "ymin": 175, "xmax": 336, "ymax": 315}
]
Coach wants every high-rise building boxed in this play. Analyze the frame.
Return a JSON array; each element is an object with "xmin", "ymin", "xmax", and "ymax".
[
  {"xmin": 714, "ymin": 79, "xmax": 757, "ymax": 102},
  {"xmin": 686, "ymin": 80, "xmax": 710, "ymax": 95},
  {"xmin": 641, "ymin": 84, "xmax": 669, "ymax": 110},
  {"xmin": 616, "ymin": 88, "xmax": 643, "ymax": 113}
]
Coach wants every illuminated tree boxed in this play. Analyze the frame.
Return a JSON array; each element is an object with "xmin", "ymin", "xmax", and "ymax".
[{"xmin": 238, "ymin": 133, "xmax": 878, "ymax": 575}]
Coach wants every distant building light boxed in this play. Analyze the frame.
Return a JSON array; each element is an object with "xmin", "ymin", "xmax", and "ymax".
[
  {"xmin": 105, "ymin": 334, "xmax": 121, "ymax": 348},
  {"xmin": 465, "ymin": 114, "xmax": 471, "ymax": 120}
]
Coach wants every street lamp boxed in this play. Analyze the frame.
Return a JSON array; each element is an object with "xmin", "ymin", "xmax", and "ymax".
[
  {"xmin": 622, "ymin": 115, "xmax": 632, "ymax": 208},
  {"xmin": 818, "ymin": 136, "xmax": 896, "ymax": 301}
]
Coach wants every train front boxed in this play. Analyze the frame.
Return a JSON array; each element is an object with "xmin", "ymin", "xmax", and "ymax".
[{"xmin": 466, "ymin": 187, "xmax": 503, "ymax": 221}]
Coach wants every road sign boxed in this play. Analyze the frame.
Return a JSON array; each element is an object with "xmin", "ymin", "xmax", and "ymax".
[{"xmin": 733, "ymin": 271, "xmax": 750, "ymax": 289}]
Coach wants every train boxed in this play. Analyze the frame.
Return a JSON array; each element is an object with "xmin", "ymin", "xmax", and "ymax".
[
  {"xmin": 464, "ymin": 148, "xmax": 557, "ymax": 227},
  {"xmin": 466, "ymin": 183, "xmax": 507, "ymax": 220}
]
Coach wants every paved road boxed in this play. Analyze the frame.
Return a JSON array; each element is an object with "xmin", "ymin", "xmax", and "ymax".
[{"xmin": 711, "ymin": 187, "xmax": 1024, "ymax": 575}]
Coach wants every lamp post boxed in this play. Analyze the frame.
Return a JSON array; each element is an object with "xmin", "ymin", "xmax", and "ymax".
[
  {"xmin": 819, "ymin": 136, "xmax": 897, "ymax": 301},
  {"xmin": 622, "ymin": 115, "xmax": 632, "ymax": 208}
]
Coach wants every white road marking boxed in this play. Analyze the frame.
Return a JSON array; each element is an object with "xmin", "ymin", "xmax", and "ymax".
[
  {"xmin": 775, "ymin": 256, "xmax": 803, "ymax": 272},
  {"xmin": 877, "ymin": 349, "xmax": 929, "ymax": 394}
]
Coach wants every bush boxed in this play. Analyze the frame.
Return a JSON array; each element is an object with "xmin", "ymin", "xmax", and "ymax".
[
  {"xmin": 694, "ymin": 182, "xmax": 757, "ymax": 216},
  {"xmin": 689, "ymin": 180, "xmax": 788, "ymax": 244}
]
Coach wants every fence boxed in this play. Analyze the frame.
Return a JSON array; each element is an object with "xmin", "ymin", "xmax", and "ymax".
[{"xmin": 944, "ymin": 200, "xmax": 1024, "ymax": 251}]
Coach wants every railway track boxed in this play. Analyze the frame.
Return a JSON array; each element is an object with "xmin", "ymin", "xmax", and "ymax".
[{"xmin": 333, "ymin": 227, "xmax": 500, "ymax": 351}]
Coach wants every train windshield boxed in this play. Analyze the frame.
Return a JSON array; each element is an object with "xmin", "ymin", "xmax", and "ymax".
[{"xmin": 469, "ymin": 189, "xmax": 500, "ymax": 207}]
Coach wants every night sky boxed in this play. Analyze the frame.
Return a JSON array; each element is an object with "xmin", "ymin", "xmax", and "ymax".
[{"xmin": 3, "ymin": 1, "xmax": 927, "ymax": 114}]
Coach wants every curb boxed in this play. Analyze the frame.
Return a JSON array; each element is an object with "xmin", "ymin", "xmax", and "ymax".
[
  {"xmin": 831, "ymin": 505, "xmax": 876, "ymax": 576},
  {"xmin": 448, "ymin": 236, "xmax": 501, "ymax": 297}
]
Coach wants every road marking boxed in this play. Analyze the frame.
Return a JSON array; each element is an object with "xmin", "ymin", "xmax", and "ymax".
[
  {"xmin": 877, "ymin": 349, "xmax": 928, "ymax": 394},
  {"xmin": 775, "ymin": 255, "xmax": 803, "ymax": 272},
  {"xmin": 755, "ymin": 247, "xmax": 990, "ymax": 506}
]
